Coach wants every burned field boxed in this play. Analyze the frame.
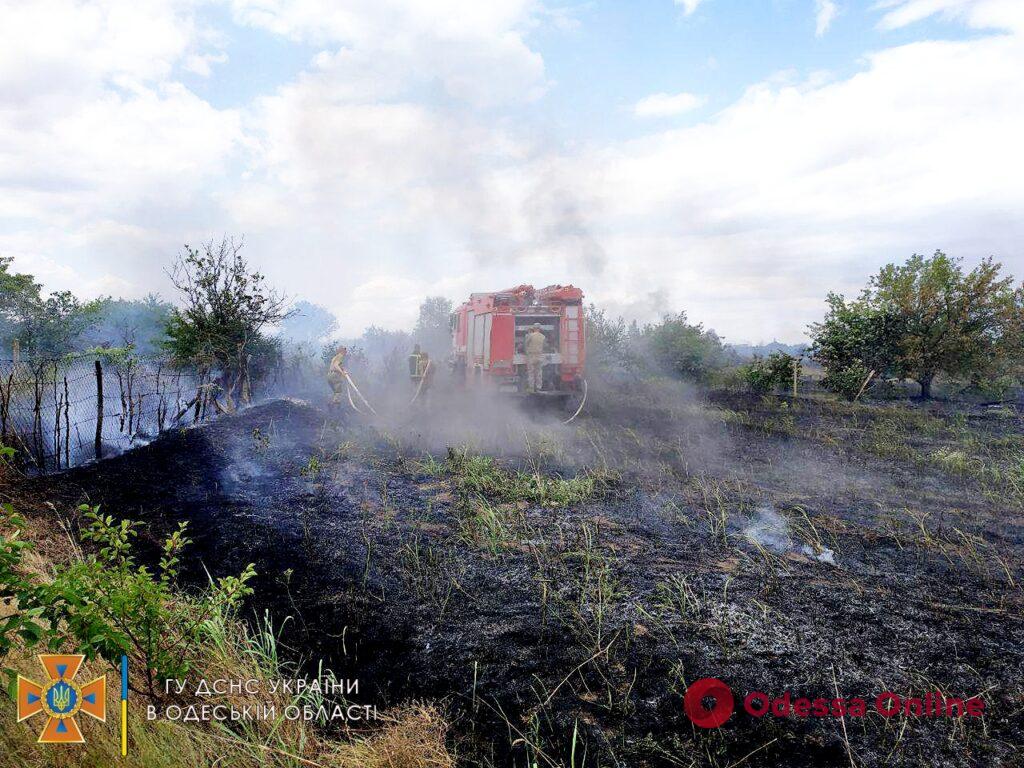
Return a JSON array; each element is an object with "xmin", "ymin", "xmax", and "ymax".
[{"xmin": 32, "ymin": 385, "xmax": 1024, "ymax": 767}]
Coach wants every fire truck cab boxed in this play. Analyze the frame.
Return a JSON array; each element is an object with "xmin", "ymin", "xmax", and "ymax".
[{"xmin": 450, "ymin": 284, "xmax": 585, "ymax": 397}]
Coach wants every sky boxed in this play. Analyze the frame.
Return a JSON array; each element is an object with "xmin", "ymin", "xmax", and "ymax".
[{"xmin": 1, "ymin": 0, "xmax": 1022, "ymax": 343}]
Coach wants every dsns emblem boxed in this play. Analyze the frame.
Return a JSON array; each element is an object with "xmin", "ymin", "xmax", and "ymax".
[{"xmin": 17, "ymin": 654, "xmax": 106, "ymax": 743}]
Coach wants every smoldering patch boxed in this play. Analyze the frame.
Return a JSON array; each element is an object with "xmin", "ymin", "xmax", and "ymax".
[{"xmin": 742, "ymin": 503, "xmax": 837, "ymax": 564}]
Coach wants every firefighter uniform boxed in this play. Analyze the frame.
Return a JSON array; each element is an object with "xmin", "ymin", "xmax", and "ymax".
[
  {"xmin": 415, "ymin": 352, "xmax": 435, "ymax": 405},
  {"xmin": 327, "ymin": 347, "xmax": 347, "ymax": 404},
  {"xmin": 408, "ymin": 345, "xmax": 424, "ymax": 378},
  {"xmin": 524, "ymin": 325, "xmax": 546, "ymax": 393}
]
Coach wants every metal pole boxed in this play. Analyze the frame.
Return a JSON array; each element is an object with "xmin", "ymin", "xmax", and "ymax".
[{"xmin": 95, "ymin": 359, "xmax": 104, "ymax": 459}]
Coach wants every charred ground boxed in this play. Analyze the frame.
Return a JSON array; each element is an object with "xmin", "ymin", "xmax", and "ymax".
[{"xmin": 31, "ymin": 383, "xmax": 1024, "ymax": 767}]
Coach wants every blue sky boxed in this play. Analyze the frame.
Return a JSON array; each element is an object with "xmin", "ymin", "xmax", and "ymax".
[
  {"xmin": 1, "ymin": 0, "xmax": 1022, "ymax": 342},
  {"xmin": 531, "ymin": 0, "xmax": 972, "ymax": 138},
  {"xmin": 187, "ymin": 1, "xmax": 982, "ymax": 139}
]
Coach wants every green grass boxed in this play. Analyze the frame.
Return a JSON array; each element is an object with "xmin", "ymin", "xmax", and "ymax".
[
  {"xmin": 929, "ymin": 447, "xmax": 983, "ymax": 476},
  {"xmin": 439, "ymin": 447, "xmax": 611, "ymax": 508},
  {"xmin": 458, "ymin": 498, "xmax": 515, "ymax": 555}
]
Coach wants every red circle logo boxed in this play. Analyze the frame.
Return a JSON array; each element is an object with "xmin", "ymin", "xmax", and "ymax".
[{"xmin": 684, "ymin": 678, "xmax": 734, "ymax": 728}]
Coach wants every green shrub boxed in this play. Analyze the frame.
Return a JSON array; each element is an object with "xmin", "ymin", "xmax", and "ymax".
[
  {"xmin": 645, "ymin": 312, "xmax": 735, "ymax": 384},
  {"xmin": 822, "ymin": 361, "xmax": 872, "ymax": 401},
  {"xmin": 43, "ymin": 505, "xmax": 256, "ymax": 693},
  {"xmin": 0, "ymin": 507, "xmax": 57, "ymax": 688},
  {"xmin": 708, "ymin": 365, "xmax": 746, "ymax": 390},
  {"xmin": 741, "ymin": 352, "xmax": 798, "ymax": 394}
]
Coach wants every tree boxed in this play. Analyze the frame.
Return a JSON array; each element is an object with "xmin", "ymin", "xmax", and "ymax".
[
  {"xmin": 358, "ymin": 325, "xmax": 413, "ymax": 378},
  {"xmin": 583, "ymin": 304, "xmax": 643, "ymax": 377},
  {"xmin": 0, "ymin": 257, "xmax": 98, "ymax": 357},
  {"xmin": 812, "ymin": 252, "xmax": 1018, "ymax": 399},
  {"xmin": 867, "ymin": 252, "xmax": 1015, "ymax": 398},
  {"xmin": 0, "ymin": 257, "xmax": 41, "ymax": 345},
  {"xmin": 412, "ymin": 296, "xmax": 453, "ymax": 357},
  {"xmin": 997, "ymin": 286, "xmax": 1024, "ymax": 384},
  {"xmin": 165, "ymin": 237, "xmax": 289, "ymax": 410},
  {"xmin": 644, "ymin": 312, "xmax": 734, "ymax": 383},
  {"xmin": 20, "ymin": 292, "xmax": 99, "ymax": 357},
  {"xmin": 79, "ymin": 295, "xmax": 175, "ymax": 356},
  {"xmin": 809, "ymin": 293, "xmax": 902, "ymax": 398}
]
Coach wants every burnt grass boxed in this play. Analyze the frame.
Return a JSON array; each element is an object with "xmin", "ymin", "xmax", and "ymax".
[{"xmin": 31, "ymin": 384, "xmax": 1024, "ymax": 767}]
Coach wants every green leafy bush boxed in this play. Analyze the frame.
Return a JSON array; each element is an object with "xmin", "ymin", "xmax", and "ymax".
[
  {"xmin": 43, "ymin": 505, "xmax": 256, "ymax": 693},
  {"xmin": 0, "ymin": 507, "xmax": 57, "ymax": 688},
  {"xmin": 822, "ymin": 361, "xmax": 872, "ymax": 401},
  {"xmin": 741, "ymin": 353, "xmax": 798, "ymax": 394},
  {"xmin": 644, "ymin": 312, "xmax": 735, "ymax": 384}
]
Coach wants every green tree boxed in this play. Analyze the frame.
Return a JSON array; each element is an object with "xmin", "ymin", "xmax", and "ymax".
[
  {"xmin": 994, "ymin": 285, "xmax": 1024, "ymax": 386},
  {"xmin": 810, "ymin": 293, "xmax": 902, "ymax": 398},
  {"xmin": 0, "ymin": 257, "xmax": 41, "ymax": 344},
  {"xmin": 583, "ymin": 305, "xmax": 643, "ymax": 376},
  {"xmin": 165, "ymin": 237, "xmax": 289, "ymax": 409},
  {"xmin": 79, "ymin": 294, "xmax": 175, "ymax": 356},
  {"xmin": 868, "ymin": 252, "xmax": 1015, "ymax": 398},
  {"xmin": 812, "ymin": 252, "xmax": 1017, "ymax": 399},
  {"xmin": 412, "ymin": 296, "xmax": 454, "ymax": 357},
  {"xmin": 0, "ymin": 257, "xmax": 99, "ymax": 357},
  {"xmin": 644, "ymin": 312, "xmax": 734, "ymax": 383}
]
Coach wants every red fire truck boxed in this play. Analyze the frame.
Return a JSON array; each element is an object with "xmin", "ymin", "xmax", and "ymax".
[{"xmin": 450, "ymin": 284, "xmax": 586, "ymax": 401}]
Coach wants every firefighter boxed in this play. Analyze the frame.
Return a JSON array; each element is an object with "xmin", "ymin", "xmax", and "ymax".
[
  {"xmin": 524, "ymin": 323, "xmax": 547, "ymax": 393},
  {"xmin": 413, "ymin": 351, "xmax": 435, "ymax": 405},
  {"xmin": 327, "ymin": 345, "xmax": 348, "ymax": 404},
  {"xmin": 408, "ymin": 344, "xmax": 423, "ymax": 378}
]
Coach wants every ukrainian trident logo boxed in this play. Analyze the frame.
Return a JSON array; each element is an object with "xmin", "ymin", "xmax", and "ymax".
[{"xmin": 17, "ymin": 654, "xmax": 106, "ymax": 743}]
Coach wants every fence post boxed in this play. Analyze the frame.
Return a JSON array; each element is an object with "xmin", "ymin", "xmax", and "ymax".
[
  {"xmin": 95, "ymin": 359, "xmax": 104, "ymax": 459},
  {"xmin": 12, "ymin": 340, "xmax": 19, "ymax": 364}
]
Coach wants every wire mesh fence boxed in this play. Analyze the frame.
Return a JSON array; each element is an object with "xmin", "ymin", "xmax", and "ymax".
[{"xmin": 0, "ymin": 355, "xmax": 215, "ymax": 472}]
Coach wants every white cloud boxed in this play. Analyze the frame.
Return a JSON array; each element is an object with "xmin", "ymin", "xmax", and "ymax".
[
  {"xmin": 815, "ymin": 0, "xmax": 839, "ymax": 36},
  {"xmin": 587, "ymin": 25, "xmax": 1024, "ymax": 338},
  {"xmin": 633, "ymin": 92, "xmax": 707, "ymax": 118},
  {"xmin": 224, "ymin": 2, "xmax": 606, "ymax": 325},
  {"xmin": 227, "ymin": 0, "xmax": 548, "ymax": 106},
  {"xmin": 876, "ymin": 0, "xmax": 1024, "ymax": 32},
  {"xmin": 0, "ymin": 0, "xmax": 243, "ymax": 298},
  {"xmin": 674, "ymin": 0, "xmax": 706, "ymax": 16},
  {"xmin": 3, "ymin": 0, "xmax": 1024, "ymax": 345}
]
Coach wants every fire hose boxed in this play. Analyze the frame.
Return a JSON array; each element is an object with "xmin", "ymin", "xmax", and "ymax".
[
  {"xmin": 342, "ymin": 370, "xmax": 378, "ymax": 416},
  {"xmin": 339, "ymin": 366, "xmax": 586, "ymax": 424},
  {"xmin": 408, "ymin": 358, "xmax": 432, "ymax": 405},
  {"xmin": 561, "ymin": 378, "xmax": 588, "ymax": 425}
]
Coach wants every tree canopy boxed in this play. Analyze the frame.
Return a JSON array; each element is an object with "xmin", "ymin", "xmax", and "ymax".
[
  {"xmin": 811, "ymin": 251, "xmax": 1019, "ymax": 398},
  {"xmin": 0, "ymin": 256, "xmax": 101, "ymax": 358},
  {"xmin": 412, "ymin": 296, "xmax": 454, "ymax": 357},
  {"xmin": 644, "ymin": 312, "xmax": 734, "ymax": 384},
  {"xmin": 165, "ymin": 237, "xmax": 289, "ymax": 408}
]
